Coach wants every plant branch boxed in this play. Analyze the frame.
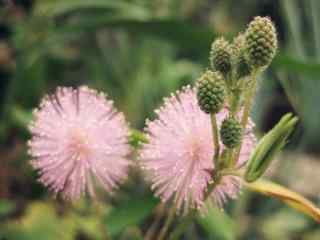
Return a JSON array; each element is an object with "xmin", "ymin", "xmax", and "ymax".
[
  {"xmin": 245, "ymin": 179, "xmax": 320, "ymax": 222},
  {"xmin": 210, "ymin": 113, "xmax": 220, "ymax": 169},
  {"xmin": 234, "ymin": 70, "xmax": 258, "ymax": 164},
  {"xmin": 157, "ymin": 205, "xmax": 176, "ymax": 240}
]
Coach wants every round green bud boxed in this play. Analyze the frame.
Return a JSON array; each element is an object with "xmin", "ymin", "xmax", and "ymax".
[
  {"xmin": 220, "ymin": 117, "xmax": 243, "ymax": 148},
  {"xmin": 210, "ymin": 37, "xmax": 232, "ymax": 75},
  {"xmin": 245, "ymin": 16, "xmax": 277, "ymax": 68},
  {"xmin": 196, "ymin": 70, "xmax": 225, "ymax": 114},
  {"xmin": 232, "ymin": 34, "xmax": 252, "ymax": 79}
]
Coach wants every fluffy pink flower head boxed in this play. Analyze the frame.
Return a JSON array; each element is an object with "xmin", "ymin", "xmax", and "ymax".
[
  {"xmin": 140, "ymin": 86, "xmax": 256, "ymax": 212},
  {"xmin": 28, "ymin": 86, "xmax": 130, "ymax": 200}
]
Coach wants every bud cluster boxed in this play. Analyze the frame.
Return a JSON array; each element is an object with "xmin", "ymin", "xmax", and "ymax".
[{"xmin": 196, "ymin": 16, "xmax": 278, "ymax": 173}]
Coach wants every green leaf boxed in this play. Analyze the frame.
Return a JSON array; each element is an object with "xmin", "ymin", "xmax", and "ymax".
[
  {"xmin": 59, "ymin": 17, "xmax": 216, "ymax": 60},
  {"xmin": 0, "ymin": 199, "xmax": 15, "ymax": 217},
  {"xmin": 274, "ymin": 55, "xmax": 320, "ymax": 76},
  {"xmin": 196, "ymin": 206, "xmax": 236, "ymax": 240},
  {"xmin": 34, "ymin": 0, "xmax": 150, "ymax": 19},
  {"xmin": 261, "ymin": 208, "xmax": 309, "ymax": 240},
  {"xmin": 1, "ymin": 201, "xmax": 109, "ymax": 240},
  {"xmin": 11, "ymin": 106, "xmax": 33, "ymax": 130},
  {"xmin": 245, "ymin": 113, "xmax": 298, "ymax": 182},
  {"xmin": 104, "ymin": 195, "xmax": 159, "ymax": 236},
  {"xmin": 2, "ymin": 202, "xmax": 75, "ymax": 240}
]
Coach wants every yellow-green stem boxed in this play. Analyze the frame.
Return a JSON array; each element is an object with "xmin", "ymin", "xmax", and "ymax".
[
  {"xmin": 210, "ymin": 114, "xmax": 220, "ymax": 169},
  {"xmin": 234, "ymin": 70, "xmax": 258, "ymax": 164},
  {"xmin": 230, "ymin": 89, "xmax": 241, "ymax": 116},
  {"xmin": 226, "ymin": 149, "xmax": 235, "ymax": 168}
]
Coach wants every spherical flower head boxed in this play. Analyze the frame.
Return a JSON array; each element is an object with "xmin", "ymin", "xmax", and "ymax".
[
  {"xmin": 210, "ymin": 37, "xmax": 232, "ymax": 75},
  {"xmin": 220, "ymin": 117, "xmax": 243, "ymax": 149},
  {"xmin": 140, "ymin": 86, "xmax": 256, "ymax": 213},
  {"xmin": 28, "ymin": 86, "xmax": 130, "ymax": 201},
  {"xmin": 196, "ymin": 70, "xmax": 225, "ymax": 114},
  {"xmin": 245, "ymin": 16, "xmax": 278, "ymax": 68}
]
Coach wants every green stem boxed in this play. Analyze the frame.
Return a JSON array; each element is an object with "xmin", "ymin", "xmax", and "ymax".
[
  {"xmin": 162, "ymin": 176, "xmax": 223, "ymax": 240},
  {"xmin": 230, "ymin": 89, "xmax": 241, "ymax": 116},
  {"xmin": 144, "ymin": 204, "xmax": 166, "ymax": 240},
  {"xmin": 226, "ymin": 149, "xmax": 234, "ymax": 168},
  {"xmin": 167, "ymin": 167, "xmax": 240, "ymax": 240},
  {"xmin": 168, "ymin": 173, "xmax": 222, "ymax": 240},
  {"xmin": 169, "ymin": 209, "xmax": 196, "ymax": 240},
  {"xmin": 240, "ymin": 70, "xmax": 258, "ymax": 130},
  {"xmin": 220, "ymin": 168, "xmax": 243, "ymax": 177},
  {"xmin": 210, "ymin": 114, "xmax": 220, "ymax": 169},
  {"xmin": 157, "ymin": 205, "xmax": 176, "ymax": 240},
  {"xmin": 234, "ymin": 70, "xmax": 258, "ymax": 165},
  {"xmin": 161, "ymin": 79, "xmax": 246, "ymax": 239},
  {"xmin": 92, "ymin": 199, "xmax": 111, "ymax": 240}
]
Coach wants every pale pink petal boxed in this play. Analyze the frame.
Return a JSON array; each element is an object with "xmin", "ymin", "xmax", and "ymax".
[
  {"xmin": 140, "ymin": 86, "xmax": 256, "ymax": 212},
  {"xmin": 28, "ymin": 86, "xmax": 130, "ymax": 200}
]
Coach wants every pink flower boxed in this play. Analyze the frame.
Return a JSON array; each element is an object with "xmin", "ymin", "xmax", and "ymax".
[
  {"xmin": 140, "ymin": 86, "xmax": 256, "ymax": 212},
  {"xmin": 28, "ymin": 86, "xmax": 130, "ymax": 200}
]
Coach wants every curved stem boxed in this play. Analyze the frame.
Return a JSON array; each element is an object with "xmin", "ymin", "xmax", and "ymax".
[
  {"xmin": 157, "ymin": 205, "xmax": 176, "ymax": 240},
  {"xmin": 245, "ymin": 179, "xmax": 320, "ymax": 222}
]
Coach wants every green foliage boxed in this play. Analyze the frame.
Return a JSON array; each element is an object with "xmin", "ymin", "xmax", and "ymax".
[
  {"xmin": 1, "ymin": 198, "xmax": 155, "ymax": 240},
  {"xmin": 245, "ymin": 113, "xmax": 298, "ymax": 182},
  {"xmin": 196, "ymin": 206, "xmax": 236, "ymax": 240},
  {"xmin": 104, "ymin": 195, "xmax": 159, "ymax": 236},
  {"xmin": 34, "ymin": 0, "xmax": 150, "ymax": 19},
  {"xmin": 261, "ymin": 208, "xmax": 309, "ymax": 240},
  {"xmin": 0, "ymin": 200, "xmax": 15, "ymax": 217}
]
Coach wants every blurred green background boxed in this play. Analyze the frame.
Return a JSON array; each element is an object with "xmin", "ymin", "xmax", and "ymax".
[{"xmin": 1, "ymin": 0, "xmax": 320, "ymax": 239}]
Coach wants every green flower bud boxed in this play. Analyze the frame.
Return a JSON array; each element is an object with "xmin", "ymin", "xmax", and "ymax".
[
  {"xmin": 220, "ymin": 117, "xmax": 242, "ymax": 148},
  {"xmin": 232, "ymin": 34, "xmax": 251, "ymax": 79},
  {"xmin": 245, "ymin": 16, "xmax": 277, "ymax": 68},
  {"xmin": 210, "ymin": 37, "xmax": 232, "ymax": 75},
  {"xmin": 245, "ymin": 113, "xmax": 298, "ymax": 182},
  {"xmin": 196, "ymin": 70, "xmax": 225, "ymax": 114}
]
